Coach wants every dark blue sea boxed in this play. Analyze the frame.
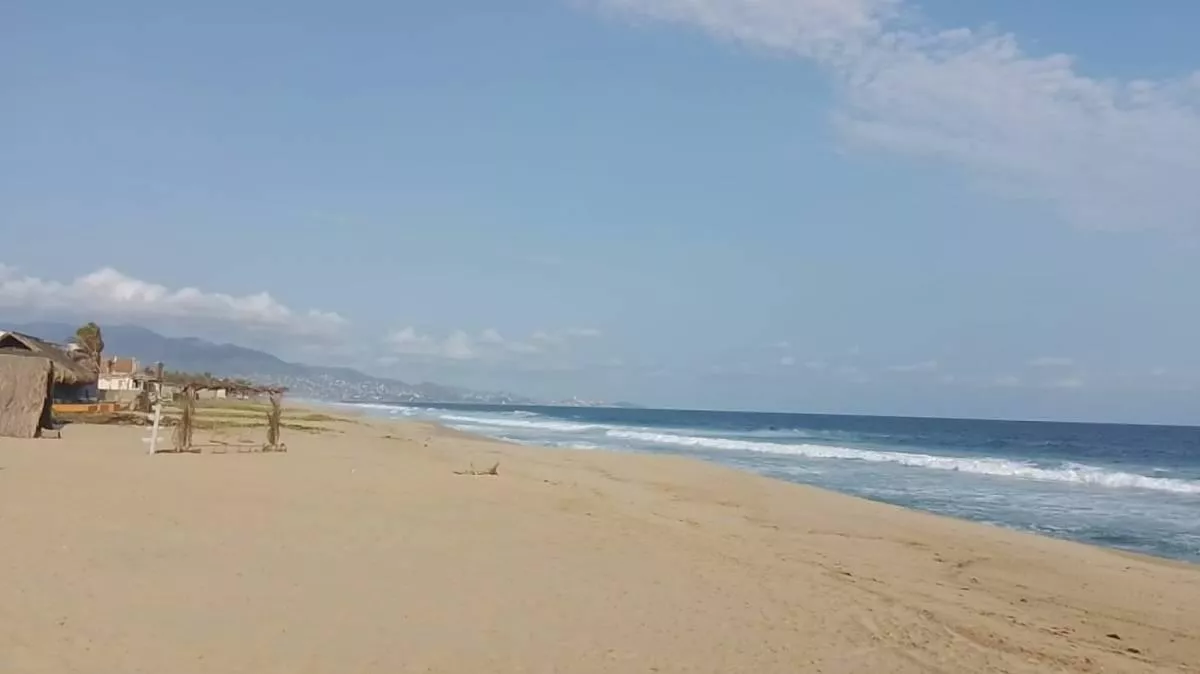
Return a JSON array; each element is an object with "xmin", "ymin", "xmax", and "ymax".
[{"xmin": 344, "ymin": 403, "xmax": 1200, "ymax": 563}]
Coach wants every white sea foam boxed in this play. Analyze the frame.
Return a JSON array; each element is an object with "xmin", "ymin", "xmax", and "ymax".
[
  {"xmin": 437, "ymin": 414, "xmax": 604, "ymax": 433},
  {"xmin": 340, "ymin": 402, "xmax": 401, "ymax": 411},
  {"xmin": 606, "ymin": 430, "xmax": 1200, "ymax": 495},
  {"xmin": 331, "ymin": 402, "xmax": 396, "ymax": 411},
  {"xmin": 491, "ymin": 434, "xmax": 602, "ymax": 450}
]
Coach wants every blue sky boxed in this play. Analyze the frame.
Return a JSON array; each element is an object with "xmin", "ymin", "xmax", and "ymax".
[{"xmin": 3, "ymin": 0, "xmax": 1200, "ymax": 423}]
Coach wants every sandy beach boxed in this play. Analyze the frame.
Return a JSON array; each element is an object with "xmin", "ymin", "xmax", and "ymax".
[{"xmin": 2, "ymin": 409, "xmax": 1198, "ymax": 673}]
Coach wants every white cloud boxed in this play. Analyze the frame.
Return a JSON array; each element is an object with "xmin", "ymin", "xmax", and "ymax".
[
  {"xmin": 887, "ymin": 359, "xmax": 938, "ymax": 373},
  {"xmin": 780, "ymin": 355, "xmax": 796, "ymax": 366},
  {"xmin": 530, "ymin": 327, "xmax": 603, "ymax": 346},
  {"xmin": 442, "ymin": 330, "xmax": 476, "ymax": 360},
  {"xmin": 804, "ymin": 359, "xmax": 828, "ymax": 370},
  {"xmin": 385, "ymin": 327, "xmax": 467, "ymax": 360},
  {"xmin": 1030, "ymin": 356, "xmax": 1074, "ymax": 368},
  {"xmin": 0, "ymin": 264, "xmax": 346, "ymax": 339},
  {"xmin": 386, "ymin": 328, "xmax": 488, "ymax": 360},
  {"xmin": 1045, "ymin": 377, "xmax": 1085, "ymax": 390},
  {"xmin": 596, "ymin": 0, "xmax": 896, "ymax": 62},
  {"xmin": 478, "ymin": 328, "xmax": 506, "ymax": 345},
  {"xmin": 592, "ymin": 0, "xmax": 1200, "ymax": 231},
  {"xmin": 993, "ymin": 374, "xmax": 1021, "ymax": 387},
  {"xmin": 384, "ymin": 326, "xmax": 601, "ymax": 361}
]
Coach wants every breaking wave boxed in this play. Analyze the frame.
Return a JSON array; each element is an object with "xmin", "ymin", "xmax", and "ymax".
[
  {"xmin": 606, "ymin": 430, "xmax": 1200, "ymax": 495},
  {"xmin": 438, "ymin": 414, "xmax": 606, "ymax": 433}
]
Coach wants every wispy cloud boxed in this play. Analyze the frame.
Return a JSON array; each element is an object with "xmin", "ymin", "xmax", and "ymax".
[
  {"xmin": 887, "ymin": 359, "xmax": 938, "ymax": 373},
  {"xmin": 1044, "ymin": 377, "xmax": 1085, "ymax": 390},
  {"xmin": 780, "ymin": 355, "xmax": 796, "ymax": 366},
  {"xmin": 385, "ymin": 327, "xmax": 601, "ymax": 361},
  {"xmin": 992, "ymin": 374, "xmax": 1021, "ymax": 388},
  {"xmin": 529, "ymin": 327, "xmax": 603, "ymax": 347},
  {"xmin": 1030, "ymin": 356, "xmax": 1075, "ymax": 368},
  {"xmin": 386, "ymin": 328, "xmax": 478, "ymax": 360},
  {"xmin": 591, "ymin": 0, "xmax": 1200, "ymax": 231},
  {"xmin": 0, "ymin": 263, "xmax": 346, "ymax": 339}
]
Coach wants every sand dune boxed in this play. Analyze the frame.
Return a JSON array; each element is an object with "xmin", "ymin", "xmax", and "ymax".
[{"xmin": 2, "ymin": 412, "xmax": 1198, "ymax": 673}]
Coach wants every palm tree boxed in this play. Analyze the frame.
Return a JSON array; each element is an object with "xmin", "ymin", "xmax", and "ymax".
[{"xmin": 74, "ymin": 322, "xmax": 105, "ymax": 372}]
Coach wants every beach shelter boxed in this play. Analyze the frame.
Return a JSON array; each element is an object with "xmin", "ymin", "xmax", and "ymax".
[{"xmin": 0, "ymin": 352, "xmax": 55, "ymax": 438}]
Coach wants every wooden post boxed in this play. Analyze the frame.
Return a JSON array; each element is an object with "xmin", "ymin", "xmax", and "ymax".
[
  {"xmin": 174, "ymin": 386, "xmax": 195, "ymax": 452},
  {"xmin": 154, "ymin": 362, "xmax": 164, "ymax": 400},
  {"xmin": 145, "ymin": 402, "xmax": 162, "ymax": 454}
]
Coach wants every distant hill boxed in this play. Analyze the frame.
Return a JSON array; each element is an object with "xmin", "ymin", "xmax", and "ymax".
[{"xmin": 0, "ymin": 321, "xmax": 532, "ymax": 404}]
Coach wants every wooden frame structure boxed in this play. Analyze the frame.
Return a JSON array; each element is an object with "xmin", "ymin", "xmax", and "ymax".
[{"xmin": 156, "ymin": 378, "xmax": 288, "ymax": 454}]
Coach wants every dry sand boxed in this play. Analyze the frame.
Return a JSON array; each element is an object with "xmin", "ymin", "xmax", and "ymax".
[{"xmin": 2, "ymin": 410, "xmax": 1198, "ymax": 673}]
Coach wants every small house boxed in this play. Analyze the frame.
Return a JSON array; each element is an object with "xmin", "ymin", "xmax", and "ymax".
[
  {"xmin": 98, "ymin": 356, "xmax": 148, "ymax": 403},
  {"xmin": 99, "ymin": 356, "xmax": 141, "ymax": 391}
]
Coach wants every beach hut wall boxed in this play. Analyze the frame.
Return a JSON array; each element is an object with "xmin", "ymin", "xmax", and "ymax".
[{"xmin": 0, "ymin": 353, "xmax": 54, "ymax": 438}]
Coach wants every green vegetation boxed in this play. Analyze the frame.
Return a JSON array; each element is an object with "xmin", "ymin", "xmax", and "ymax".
[{"xmin": 73, "ymin": 322, "xmax": 104, "ymax": 371}]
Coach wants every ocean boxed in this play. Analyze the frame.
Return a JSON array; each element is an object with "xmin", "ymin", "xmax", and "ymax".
[{"xmin": 342, "ymin": 402, "xmax": 1200, "ymax": 563}]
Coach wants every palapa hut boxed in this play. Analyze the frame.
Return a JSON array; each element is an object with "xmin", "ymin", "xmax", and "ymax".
[
  {"xmin": 0, "ymin": 352, "xmax": 55, "ymax": 438},
  {"xmin": 0, "ymin": 331, "xmax": 100, "ymax": 437}
]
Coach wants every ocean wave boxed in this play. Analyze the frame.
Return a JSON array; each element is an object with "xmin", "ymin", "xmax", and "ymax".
[
  {"xmin": 437, "ymin": 414, "xmax": 604, "ymax": 433},
  {"xmin": 605, "ymin": 430, "xmax": 1200, "ymax": 495},
  {"xmin": 340, "ymin": 403, "xmax": 451, "ymax": 417},
  {"xmin": 336, "ymin": 402, "xmax": 412, "ymax": 414}
]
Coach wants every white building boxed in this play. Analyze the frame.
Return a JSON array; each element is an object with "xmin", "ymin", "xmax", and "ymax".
[{"xmin": 98, "ymin": 356, "xmax": 143, "ymax": 391}]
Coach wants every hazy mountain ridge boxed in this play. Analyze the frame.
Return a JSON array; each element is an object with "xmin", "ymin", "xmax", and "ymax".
[{"xmin": 1, "ymin": 321, "xmax": 532, "ymax": 404}]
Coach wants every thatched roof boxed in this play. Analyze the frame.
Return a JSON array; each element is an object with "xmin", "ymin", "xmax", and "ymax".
[
  {"xmin": 161, "ymin": 370, "xmax": 285, "ymax": 395},
  {"xmin": 0, "ymin": 331, "xmax": 98, "ymax": 385}
]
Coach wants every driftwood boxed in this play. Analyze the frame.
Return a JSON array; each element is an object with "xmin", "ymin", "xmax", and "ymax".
[{"xmin": 454, "ymin": 462, "xmax": 500, "ymax": 476}]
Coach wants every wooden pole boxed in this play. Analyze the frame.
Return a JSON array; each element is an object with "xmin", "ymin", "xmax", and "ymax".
[
  {"xmin": 174, "ymin": 386, "xmax": 195, "ymax": 452},
  {"xmin": 146, "ymin": 402, "xmax": 162, "ymax": 454}
]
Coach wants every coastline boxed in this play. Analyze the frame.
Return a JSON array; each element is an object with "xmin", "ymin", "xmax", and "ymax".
[{"xmin": 2, "ymin": 408, "xmax": 1198, "ymax": 673}]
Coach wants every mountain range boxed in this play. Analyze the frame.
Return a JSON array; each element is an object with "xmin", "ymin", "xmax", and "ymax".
[{"xmin": 0, "ymin": 321, "xmax": 535, "ymax": 405}]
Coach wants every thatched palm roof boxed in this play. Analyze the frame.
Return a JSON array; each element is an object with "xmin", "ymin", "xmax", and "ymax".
[
  {"xmin": 0, "ymin": 331, "xmax": 98, "ymax": 385},
  {"xmin": 161, "ymin": 370, "xmax": 285, "ymax": 395}
]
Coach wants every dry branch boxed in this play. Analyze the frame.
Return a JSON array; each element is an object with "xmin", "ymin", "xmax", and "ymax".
[
  {"xmin": 454, "ymin": 462, "xmax": 500, "ymax": 476},
  {"xmin": 262, "ymin": 390, "xmax": 287, "ymax": 452},
  {"xmin": 173, "ymin": 387, "xmax": 195, "ymax": 451}
]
